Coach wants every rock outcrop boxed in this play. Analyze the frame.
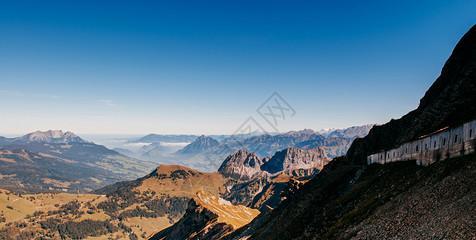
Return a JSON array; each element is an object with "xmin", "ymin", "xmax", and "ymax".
[
  {"xmin": 218, "ymin": 147, "xmax": 329, "ymax": 211},
  {"xmin": 150, "ymin": 191, "xmax": 259, "ymax": 240},
  {"xmin": 218, "ymin": 149, "xmax": 264, "ymax": 181},
  {"xmin": 219, "ymin": 147, "xmax": 330, "ymax": 180},
  {"xmin": 261, "ymin": 147, "xmax": 330, "ymax": 177}
]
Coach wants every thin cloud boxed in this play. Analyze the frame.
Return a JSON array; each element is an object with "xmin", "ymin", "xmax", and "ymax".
[{"xmin": 98, "ymin": 99, "xmax": 119, "ymax": 108}]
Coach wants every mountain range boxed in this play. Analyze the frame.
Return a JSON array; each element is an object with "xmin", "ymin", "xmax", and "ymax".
[
  {"xmin": 0, "ymin": 130, "xmax": 155, "ymax": 193},
  {"xmin": 132, "ymin": 134, "xmax": 199, "ymax": 144},
  {"xmin": 134, "ymin": 125, "xmax": 372, "ymax": 172},
  {"xmin": 0, "ymin": 125, "xmax": 364, "ymax": 193}
]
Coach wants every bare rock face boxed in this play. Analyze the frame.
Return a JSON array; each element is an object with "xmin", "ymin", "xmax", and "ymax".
[
  {"xmin": 218, "ymin": 149, "xmax": 264, "ymax": 181},
  {"xmin": 150, "ymin": 199, "xmax": 231, "ymax": 240},
  {"xmin": 261, "ymin": 147, "xmax": 330, "ymax": 177},
  {"xmin": 150, "ymin": 191, "xmax": 259, "ymax": 240},
  {"xmin": 219, "ymin": 147, "xmax": 331, "ymax": 180},
  {"xmin": 219, "ymin": 148, "xmax": 331, "ymax": 212}
]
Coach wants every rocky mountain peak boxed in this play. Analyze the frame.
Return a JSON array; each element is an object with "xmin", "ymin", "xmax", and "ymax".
[
  {"xmin": 218, "ymin": 149, "xmax": 264, "ymax": 181},
  {"xmin": 19, "ymin": 130, "xmax": 86, "ymax": 144},
  {"xmin": 219, "ymin": 147, "xmax": 332, "ymax": 180},
  {"xmin": 261, "ymin": 147, "xmax": 330, "ymax": 177}
]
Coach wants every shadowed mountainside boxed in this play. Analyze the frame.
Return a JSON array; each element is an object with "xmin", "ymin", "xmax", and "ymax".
[
  {"xmin": 347, "ymin": 25, "xmax": 476, "ymax": 164},
  {"xmin": 227, "ymin": 24, "xmax": 476, "ymax": 240}
]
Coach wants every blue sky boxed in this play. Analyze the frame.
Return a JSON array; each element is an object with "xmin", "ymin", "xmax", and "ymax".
[{"xmin": 0, "ymin": 0, "xmax": 475, "ymax": 135}]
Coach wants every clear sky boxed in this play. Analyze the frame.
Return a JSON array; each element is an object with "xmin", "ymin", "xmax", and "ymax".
[{"xmin": 1, "ymin": 0, "xmax": 475, "ymax": 135}]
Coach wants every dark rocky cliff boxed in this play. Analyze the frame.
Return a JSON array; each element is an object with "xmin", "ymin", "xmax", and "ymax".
[{"xmin": 347, "ymin": 25, "xmax": 476, "ymax": 163}]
